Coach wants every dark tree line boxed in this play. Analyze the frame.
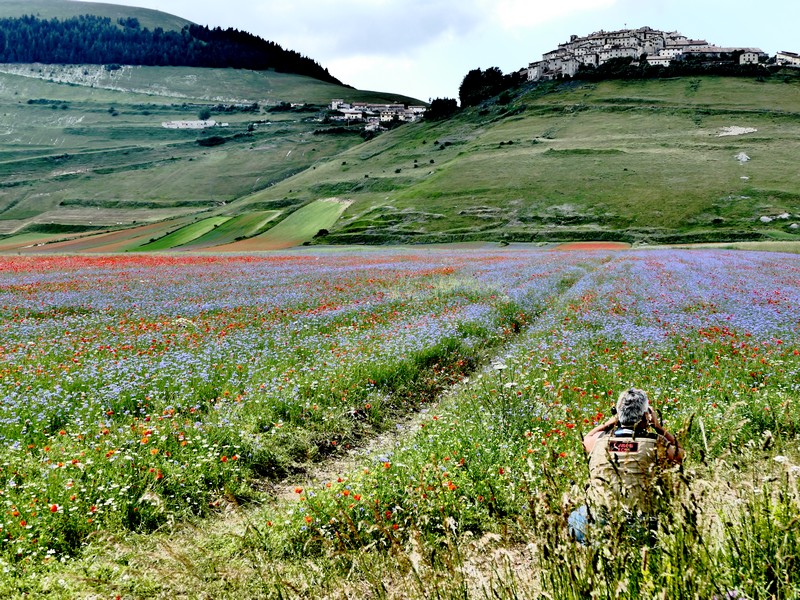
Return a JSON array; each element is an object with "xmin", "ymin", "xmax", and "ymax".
[
  {"xmin": 0, "ymin": 15, "xmax": 344, "ymax": 85},
  {"xmin": 459, "ymin": 67, "xmax": 524, "ymax": 108},
  {"xmin": 424, "ymin": 97, "xmax": 458, "ymax": 120},
  {"xmin": 422, "ymin": 67, "xmax": 524, "ymax": 122}
]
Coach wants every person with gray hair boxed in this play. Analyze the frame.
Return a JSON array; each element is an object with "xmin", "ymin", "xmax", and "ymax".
[
  {"xmin": 614, "ymin": 387, "xmax": 650, "ymax": 428},
  {"xmin": 568, "ymin": 388, "xmax": 683, "ymax": 543}
]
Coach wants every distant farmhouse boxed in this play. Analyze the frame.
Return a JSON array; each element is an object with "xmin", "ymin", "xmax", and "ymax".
[
  {"xmin": 776, "ymin": 51, "xmax": 800, "ymax": 67},
  {"xmin": 328, "ymin": 100, "xmax": 426, "ymax": 131},
  {"xmin": 526, "ymin": 26, "xmax": 772, "ymax": 81}
]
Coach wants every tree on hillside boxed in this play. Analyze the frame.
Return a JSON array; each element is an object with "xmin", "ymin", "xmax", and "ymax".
[
  {"xmin": 117, "ymin": 17, "xmax": 140, "ymax": 29},
  {"xmin": 458, "ymin": 69, "xmax": 485, "ymax": 108},
  {"xmin": 424, "ymin": 97, "xmax": 458, "ymax": 120},
  {"xmin": 458, "ymin": 66, "xmax": 523, "ymax": 107}
]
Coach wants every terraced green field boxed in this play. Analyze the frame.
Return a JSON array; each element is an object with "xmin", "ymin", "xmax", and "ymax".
[
  {"xmin": 177, "ymin": 211, "xmax": 280, "ymax": 250},
  {"xmin": 216, "ymin": 198, "xmax": 351, "ymax": 251},
  {"xmin": 136, "ymin": 216, "xmax": 231, "ymax": 251}
]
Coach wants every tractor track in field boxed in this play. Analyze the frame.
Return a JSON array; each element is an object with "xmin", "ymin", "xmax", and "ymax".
[
  {"xmin": 270, "ymin": 379, "xmax": 470, "ymax": 503},
  {"xmin": 264, "ymin": 261, "xmax": 605, "ymax": 504}
]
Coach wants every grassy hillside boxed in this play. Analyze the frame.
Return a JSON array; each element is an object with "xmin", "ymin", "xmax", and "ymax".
[
  {"xmin": 0, "ymin": 64, "xmax": 421, "ymax": 251},
  {"xmin": 0, "ymin": 63, "xmax": 414, "ymax": 105},
  {"xmin": 0, "ymin": 0, "xmax": 192, "ymax": 31},
  {"xmin": 2, "ymin": 72, "xmax": 799, "ymax": 251},
  {"xmin": 267, "ymin": 74, "xmax": 798, "ymax": 246}
]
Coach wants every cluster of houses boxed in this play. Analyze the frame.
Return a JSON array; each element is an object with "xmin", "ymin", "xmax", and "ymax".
[
  {"xmin": 328, "ymin": 100, "xmax": 427, "ymax": 131},
  {"xmin": 524, "ymin": 26, "xmax": 791, "ymax": 81}
]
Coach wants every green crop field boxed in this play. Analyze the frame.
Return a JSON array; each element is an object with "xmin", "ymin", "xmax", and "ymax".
[
  {"xmin": 218, "ymin": 198, "xmax": 351, "ymax": 250},
  {"xmin": 0, "ymin": 231, "xmax": 76, "ymax": 251},
  {"xmin": 135, "ymin": 216, "xmax": 231, "ymax": 251},
  {"xmin": 8, "ymin": 216, "xmax": 194, "ymax": 254},
  {"xmin": 177, "ymin": 211, "xmax": 281, "ymax": 250}
]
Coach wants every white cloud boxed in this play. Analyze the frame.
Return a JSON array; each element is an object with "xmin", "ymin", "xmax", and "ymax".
[
  {"xmin": 249, "ymin": 0, "xmax": 483, "ymax": 58},
  {"xmin": 328, "ymin": 54, "xmax": 417, "ymax": 94},
  {"xmin": 486, "ymin": 0, "xmax": 619, "ymax": 30},
  {"xmin": 95, "ymin": 1, "xmax": 618, "ymax": 58},
  {"xmin": 255, "ymin": 0, "xmax": 624, "ymax": 98},
  {"xmin": 326, "ymin": 32, "xmax": 472, "ymax": 102}
]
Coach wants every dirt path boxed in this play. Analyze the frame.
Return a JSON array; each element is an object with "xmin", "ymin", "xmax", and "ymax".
[{"xmin": 272, "ymin": 392, "xmax": 458, "ymax": 502}]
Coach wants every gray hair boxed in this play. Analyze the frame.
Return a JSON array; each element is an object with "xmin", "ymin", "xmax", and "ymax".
[{"xmin": 616, "ymin": 388, "xmax": 649, "ymax": 426}]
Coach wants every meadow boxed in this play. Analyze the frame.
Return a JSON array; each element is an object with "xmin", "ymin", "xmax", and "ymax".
[
  {"xmin": 0, "ymin": 246, "xmax": 798, "ymax": 598},
  {"xmin": 0, "ymin": 1, "xmax": 192, "ymax": 31}
]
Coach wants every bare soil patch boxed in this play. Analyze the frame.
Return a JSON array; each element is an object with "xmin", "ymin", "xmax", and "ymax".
[{"xmin": 717, "ymin": 126, "xmax": 757, "ymax": 137}]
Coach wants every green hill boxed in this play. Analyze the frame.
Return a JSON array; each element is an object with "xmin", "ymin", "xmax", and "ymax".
[
  {"xmin": 259, "ymin": 74, "xmax": 799, "ymax": 246},
  {"xmin": 0, "ymin": 0, "xmax": 191, "ymax": 31},
  {"xmin": 0, "ymin": 64, "xmax": 422, "ymax": 250},
  {"xmin": 4, "ymin": 73, "xmax": 800, "ymax": 251}
]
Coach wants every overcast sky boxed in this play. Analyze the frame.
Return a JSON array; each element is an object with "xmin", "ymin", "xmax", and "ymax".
[{"xmin": 86, "ymin": 0, "xmax": 800, "ymax": 102}]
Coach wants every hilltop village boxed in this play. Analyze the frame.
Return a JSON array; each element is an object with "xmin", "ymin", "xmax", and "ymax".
[
  {"xmin": 525, "ymin": 26, "xmax": 798, "ymax": 81},
  {"xmin": 321, "ymin": 26, "xmax": 800, "ymax": 132}
]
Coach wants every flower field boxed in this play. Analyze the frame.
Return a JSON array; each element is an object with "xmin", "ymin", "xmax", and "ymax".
[
  {"xmin": 0, "ymin": 250, "xmax": 597, "ymax": 566},
  {"xmin": 249, "ymin": 248, "xmax": 800, "ymax": 599},
  {"xmin": 0, "ymin": 248, "xmax": 799, "ymax": 598}
]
